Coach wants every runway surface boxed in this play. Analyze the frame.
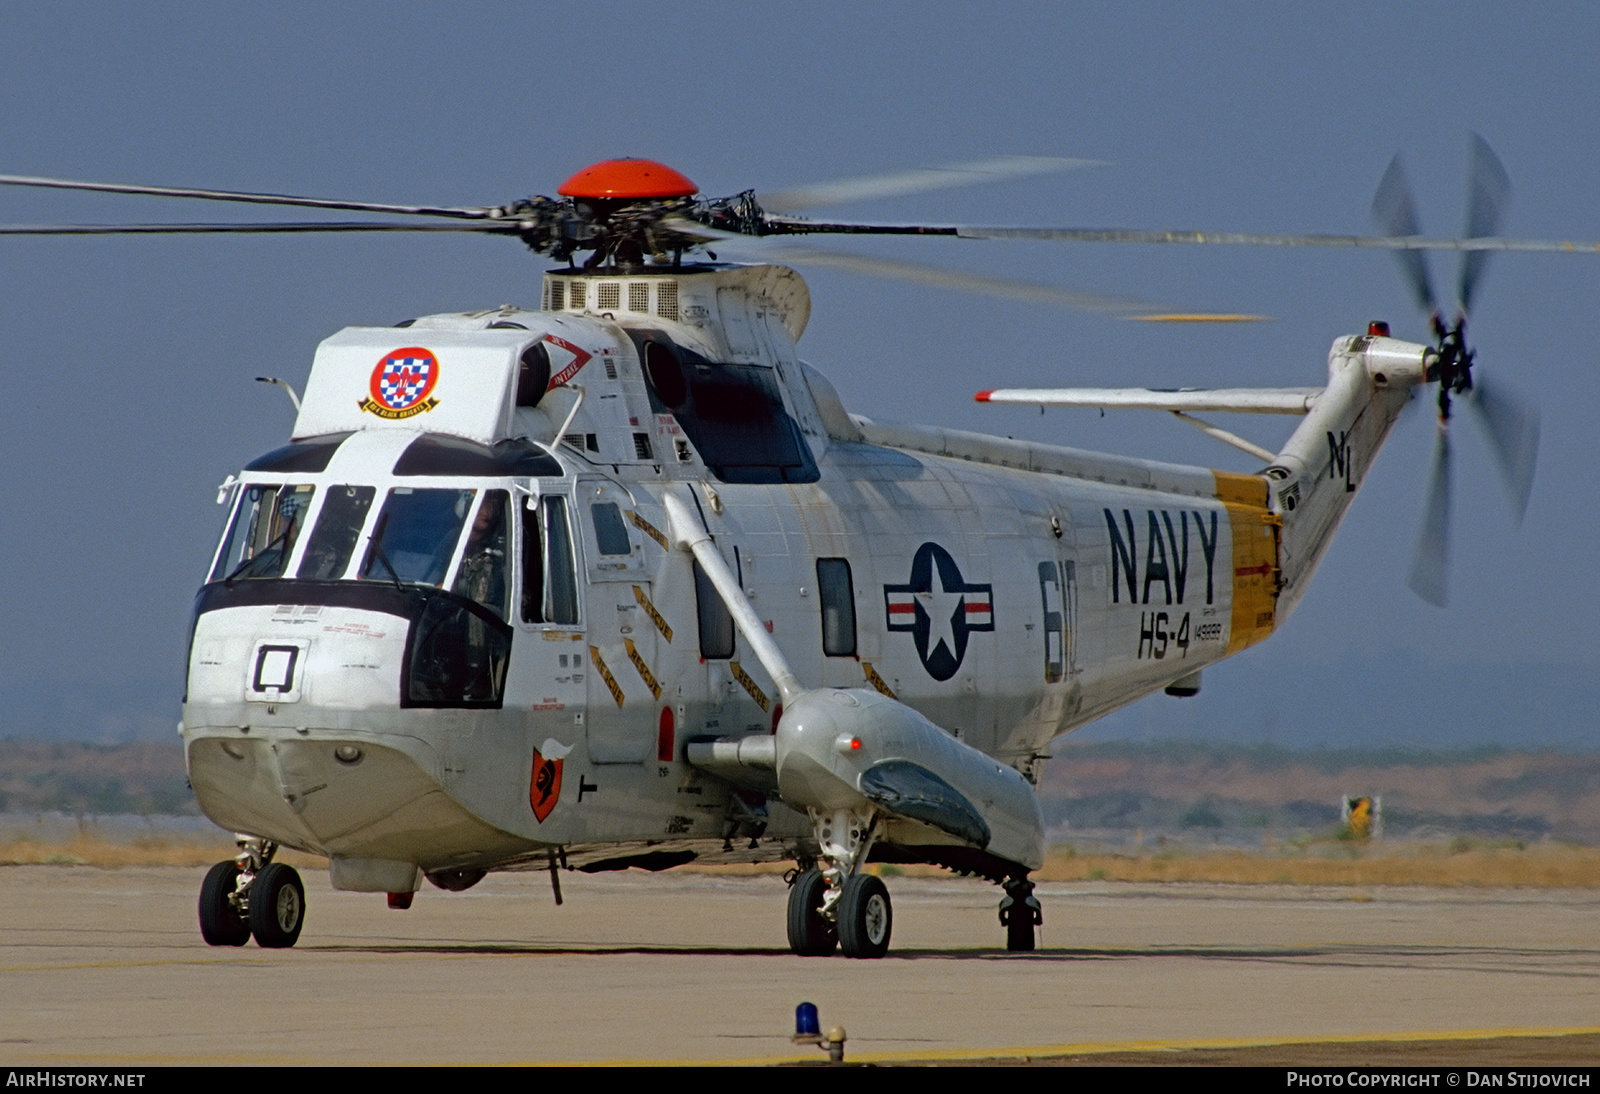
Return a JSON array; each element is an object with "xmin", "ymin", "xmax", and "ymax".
[{"xmin": 2, "ymin": 865, "xmax": 1597, "ymax": 1066}]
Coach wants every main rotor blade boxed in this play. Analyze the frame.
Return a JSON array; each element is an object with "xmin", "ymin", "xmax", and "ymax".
[
  {"xmin": 756, "ymin": 155, "xmax": 1104, "ymax": 214},
  {"xmin": 0, "ymin": 220, "xmax": 522, "ymax": 235},
  {"xmin": 1371, "ymin": 154, "xmax": 1439, "ymax": 316},
  {"xmin": 1463, "ymin": 373, "xmax": 1538, "ymax": 523},
  {"xmin": 763, "ymin": 217, "xmax": 1600, "ymax": 255},
  {"xmin": 0, "ymin": 173, "xmax": 500, "ymax": 220},
  {"xmin": 666, "ymin": 218, "xmax": 1261, "ymax": 318},
  {"xmin": 1458, "ymin": 133, "xmax": 1512, "ymax": 314},
  {"xmin": 1408, "ymin": 427, "xmax": 1453, "ymax": 607}
]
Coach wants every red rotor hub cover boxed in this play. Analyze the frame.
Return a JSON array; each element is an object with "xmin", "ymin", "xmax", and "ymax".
[{"xmin": 558, "ymin": 159, "xmax": 698, "ymax": 200}]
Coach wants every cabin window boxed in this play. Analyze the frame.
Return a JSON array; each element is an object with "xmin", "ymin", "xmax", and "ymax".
[
  {"xmin": 589, "ymin": 501, "xmax": 632, "ymax": 557},
  {"xmin": 451, "ymin": 490, "xmax": 510, "ymax": 621},
  {"xmin": 694, "ymin": 560, "xmax": 735, "ymax": 659},
  {"xmin": 521, "ymin": 495, "xmax": 580, "ymax": 625},
  {"xmin": 816, "ymin": 558, "xmax": 857, "ymax": 657},
  {"xmin": 297, "ymin": 486, "xmax": 376, "ymax": 580},
  {"xmin": 210, "ymin": 483, "xmax": 316, "ymax": 582},
  {"xmin": 360, "ymin": 488, "xmax": 473, "ymax": 587}
]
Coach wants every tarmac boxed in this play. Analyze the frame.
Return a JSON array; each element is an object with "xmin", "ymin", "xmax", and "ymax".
[{"xmin": 2, "ymin": 865, "xmax": 1597, "ymax": 1066}]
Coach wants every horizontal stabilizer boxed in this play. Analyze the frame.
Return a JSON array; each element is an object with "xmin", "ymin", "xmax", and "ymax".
[{"xmin": 975, "ymin": 387, "xmax": 1320, "ymax": 414}]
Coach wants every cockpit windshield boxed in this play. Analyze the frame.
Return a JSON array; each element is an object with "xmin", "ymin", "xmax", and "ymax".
[
  {"xmin": 208, "ymin": 482, "xmax": 526, "ymax": 626},
  {"xmin": 210, "ymin": 483, "xmax": 315, "ymax": 582},
  {"xmin": 199, "ymin": 479, "xmax": 553, "ymax": 710},
  {"xmin": 359, "ymin": 487, "xmax": 474, "ymax": 587},
  {"xmin": 297, "ymin": 485, "xmax": 376, "ymax": 580}
]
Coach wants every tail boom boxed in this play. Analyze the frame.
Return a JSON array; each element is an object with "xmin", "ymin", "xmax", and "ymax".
[{"xmin": 1266, "ymin": 334, "xmax": 1428, "ymax": 620}]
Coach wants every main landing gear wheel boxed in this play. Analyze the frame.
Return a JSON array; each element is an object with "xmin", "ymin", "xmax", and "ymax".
[
  {"xmin": 786, "ymin": 868, "xmax": 838, "ymax": 956},
  {"xmin": 248, "ymin": 862, "xmax": 305, "ymax": 948},
  {"xmin": 198, "ymin": 860, "xmax": 249, "ymax": 947},
  {"xmin": 837, "ymin": 874, "xmax": 892, "ymax": 959}
]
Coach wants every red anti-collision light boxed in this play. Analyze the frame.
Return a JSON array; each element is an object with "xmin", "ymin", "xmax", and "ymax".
[{"xmin": 559, "ymin": 159, "xmax": 699, "ymax": 200}]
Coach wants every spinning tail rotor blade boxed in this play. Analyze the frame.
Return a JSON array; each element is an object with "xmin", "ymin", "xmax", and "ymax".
[
  {"xmin": 1463, "ymin": 373, "xmax": 1539, "ymax": 523},
  {"xmin": 1457, "ymin": 132, "xmax": 1511, "ymax": 314},
  {"xmin": 1408, "ymin": 428, "xmax": 1453, "ymax": 608},
  {"xmin": 1371, "ymin": 154, "xmax": 1439, "ymax": 317}
]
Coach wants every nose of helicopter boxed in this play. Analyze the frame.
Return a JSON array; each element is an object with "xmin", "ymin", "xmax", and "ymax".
[{"xmin": 182, "ymin": 600, "xmax": 523, "ymax": 876}]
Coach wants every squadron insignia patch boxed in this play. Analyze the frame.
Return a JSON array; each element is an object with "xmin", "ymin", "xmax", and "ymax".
[
  {"xmin": 360, "ymin": 347, "xmax": 441, "ymax": 419},
  {"xmin": 529, "ymin": 738, "xmax": 574, "ymax": 823}
]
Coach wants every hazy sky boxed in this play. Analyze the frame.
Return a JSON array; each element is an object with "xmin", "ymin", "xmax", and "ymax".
[{"xmin": 3, "ymin": 1, "xmax": 1596, "ymax": 749}]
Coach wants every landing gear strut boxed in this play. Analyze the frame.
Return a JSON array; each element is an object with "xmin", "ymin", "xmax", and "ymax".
[
  {"xmin": 197, "ymin": 836, "xmax": 305, "ymax": 949},
  {"xmin": 999, "ymin": 875, "xmax": 1041, "ymax": 952}
]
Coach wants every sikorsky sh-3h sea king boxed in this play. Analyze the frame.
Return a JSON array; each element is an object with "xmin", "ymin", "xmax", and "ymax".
[{"xmin": 1, "ymin": 142, "xmax": 1565, "ymax": 955}]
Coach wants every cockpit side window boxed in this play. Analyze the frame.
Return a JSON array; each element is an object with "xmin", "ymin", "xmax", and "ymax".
[
  {"xmin": 521, "ymin": 494, "xmax": 579, "ymax": 625},
  {"xmin": 297, "ymin": 486, "xmax": 376, "ymax": 581},
  {"xmin": 360, "ymin": 487, "xmax": 473, "ymax": 587},
  {"xmin": 451, "ymin": 490, "xmax": 510, "ymax": 621},
  {"xmin": 210, "ymin": 483, "xmax": 316, "ymax": 583}
]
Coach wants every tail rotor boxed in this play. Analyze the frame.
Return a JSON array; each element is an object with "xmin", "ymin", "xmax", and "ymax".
[{"xmin": 1374, "ymin": 135, "xmax": 1538, "ymax": 606}]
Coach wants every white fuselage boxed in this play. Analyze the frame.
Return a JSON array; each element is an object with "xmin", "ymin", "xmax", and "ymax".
[{"xmin": 181, "ymin": 264, "xmax": 1424, "ymax": 890}]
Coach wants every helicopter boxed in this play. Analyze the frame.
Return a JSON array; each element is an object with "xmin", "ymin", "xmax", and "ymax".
[{"xmin": 0, "ymin": 141, "xmax": 1560, "ymax": 956}]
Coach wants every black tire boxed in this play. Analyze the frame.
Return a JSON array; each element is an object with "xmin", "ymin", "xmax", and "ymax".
[
  {"xmin": 198, "ymin": 860, "xmax": 249, "ymax": 947},
  {"xmin": 248, "ymin": 863, "xmax": 305, "ymax": 948},
  {"xmin": 837, "ymin": 874, "xmax": 892, "ymax": 959},
  {"xmin": 786, "ymin": 868, "xmax": 837, "ymax": 956},
  {"xmin": 1005, "ymin": 911, "xmax": 1036, "ymax": 952}
]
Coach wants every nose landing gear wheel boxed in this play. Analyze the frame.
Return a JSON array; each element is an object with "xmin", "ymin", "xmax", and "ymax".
[
  {"xmin": 249, "ymin": 862, "xmax": 305, "ymax": 948},
  {"xmin": 837, "ymin": 874, "xmax": 892, "ymax": 959},
  {"xmin": 786, "ymin": 868, "xmax": 838, "ymax": 956},
  {"xmin": 198, "ymin": 860, "xmax": 249, "ymax": 947}
]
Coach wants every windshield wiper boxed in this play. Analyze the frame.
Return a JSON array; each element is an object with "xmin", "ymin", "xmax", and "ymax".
[
  {"xmin": 223, "ymin": 519, "xmax": 296, "ymax": 585},
  {"xmin": 361, "ymin": 513, "xmax": 406, "ymax": 593}
]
